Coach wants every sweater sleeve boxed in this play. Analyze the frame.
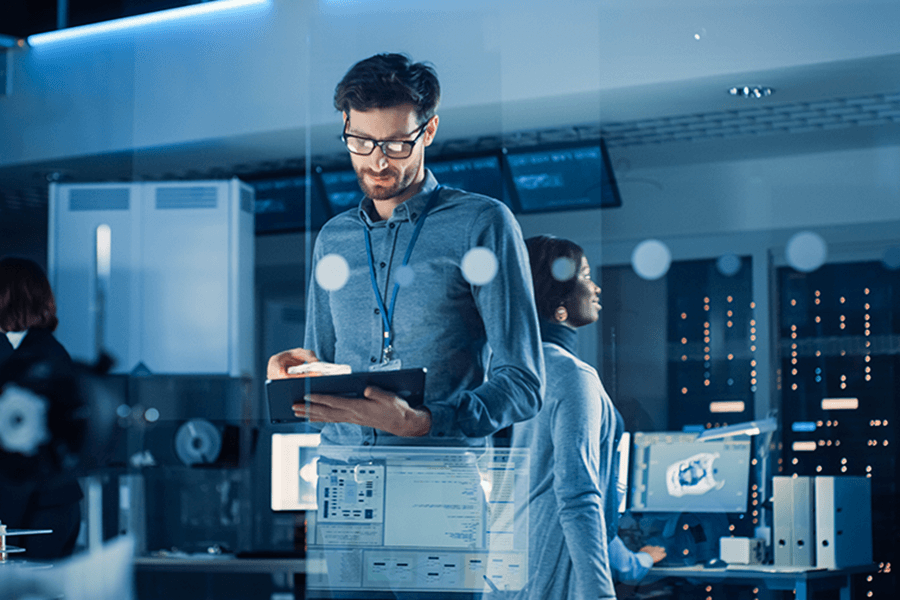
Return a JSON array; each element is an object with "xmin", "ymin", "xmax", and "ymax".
[
  {"xmin": 609, "ymin": 536, "xmax": 654, "ymax": 585},
  {"xmin": 549, "ymin": 361, "xmax": 617, "ymax": 599}
]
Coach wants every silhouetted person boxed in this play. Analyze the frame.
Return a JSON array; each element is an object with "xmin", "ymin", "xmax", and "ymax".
[{"xmin": 0, "ymin": 256, "xmax": 82, "ymax": 559}]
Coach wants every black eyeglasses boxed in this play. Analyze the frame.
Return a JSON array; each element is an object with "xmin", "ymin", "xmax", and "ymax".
[{"xmin": 341, "ymin": 121, "xmax": 429, "ymax": 159}]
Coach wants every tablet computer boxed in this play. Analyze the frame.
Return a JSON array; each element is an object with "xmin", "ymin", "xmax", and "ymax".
[{"xmin": 265, "ymin": 367, "xmax": 427, "ymax": 424}]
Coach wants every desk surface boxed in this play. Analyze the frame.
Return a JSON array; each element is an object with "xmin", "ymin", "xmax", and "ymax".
[
  {"xmin": 648, "ymin": 563, "xmax": 877, "ymax": 584},
  {"xmin": 647, "ymin": 564, "xmax": 878, "ymax": 589}
]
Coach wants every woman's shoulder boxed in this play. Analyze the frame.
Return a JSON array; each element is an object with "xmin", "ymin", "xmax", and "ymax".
[
  {"xmin": 542, "ymin": 343, "xmax": 600, "ymax": 390},
  {"xmin": 543, "ymin": 342, "xmax": 597, "ymax": 373},
  {"xmin": 12, "ymin": 329, "xmax": 72, "ymax": 366}
]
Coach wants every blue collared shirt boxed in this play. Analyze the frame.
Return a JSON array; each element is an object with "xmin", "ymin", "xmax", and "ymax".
[
  {"xmin": 304, "ymin": 170, "xmax": 544, "ymax": 446},
  {"xmin": 609, "ymin": 536, "xmax": 654, "ymax": 585}
]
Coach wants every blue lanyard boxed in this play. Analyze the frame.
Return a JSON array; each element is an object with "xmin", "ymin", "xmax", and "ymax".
[{"xmin": 364, "ymin": 185, "xmax": 441, "ymax": 361}]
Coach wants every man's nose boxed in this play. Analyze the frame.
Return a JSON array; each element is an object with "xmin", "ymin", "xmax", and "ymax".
[{"xmin": 371, "ymin": 146, "xmax": 389, "ymax": 169}]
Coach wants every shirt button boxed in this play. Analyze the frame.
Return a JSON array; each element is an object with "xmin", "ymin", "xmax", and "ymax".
[
  {"xmin": 411, "ymin": 213, "xmax": 417, "ymax": 219},
  {"xmin": 374, "ymin": 308, "xmax": 380, "ymax": 315},
  {"xmin": 389, "ymin": 223, "xmax": 395, "ymax": 229},
  {"xmin": 362, "ymin": 440, "xmax": 371, "ymax": 446},
  {"xmin": 370, "ymin": 357, "xmax": 377, "ymax": 363},
  {"xmin": 379, "ymin": 261, "xmax": 386, "ymax": 268}
]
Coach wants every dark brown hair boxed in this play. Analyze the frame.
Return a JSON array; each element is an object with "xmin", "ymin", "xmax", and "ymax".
[
  {"xmin": 525, "ymin": 235, "xmax": 585, "ymax": 321},
  {"xmin": 0, "ymin": 256, "xmax": 59, "ymax": 332},
  {"xmin": 334, "ymin": 53, "xmax": 441, "ymax": 125}
]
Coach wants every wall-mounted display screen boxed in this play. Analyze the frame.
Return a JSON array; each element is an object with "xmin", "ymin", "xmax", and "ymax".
[
  {"xmin": 429, "ymin": 155, "xmax": 512, "ymax": 208},
  {"xmin": 630, "ymin": 431, "xmax": 751, "ymax": 513},
  {"xmin": 319, "ymin": 169, "xmax": 363, "ymax": 216},
  {"xmin": 504, "ymin": 140, "xmax": 621, "ymax": 213},
  {"xmin": 250, "ymin": 175, "xmax": 329, "ymax": 233}
]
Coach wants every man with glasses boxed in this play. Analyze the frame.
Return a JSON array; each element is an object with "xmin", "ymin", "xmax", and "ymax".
[{"xmin": 268, "ymin": 53, "xmax": 543, "ymax": 447}]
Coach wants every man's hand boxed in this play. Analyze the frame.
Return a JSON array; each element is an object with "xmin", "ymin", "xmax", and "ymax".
[
  {"xmin": 639, "ymin": 545, "xmax": 667, "ymax": 564},
  {"xmin": 292, "ymin": 385, "xmax": 432, "ymax": 437},
  {"xmin": 268, "ymin": 347, "xmax": 319, "ymax": 380}
]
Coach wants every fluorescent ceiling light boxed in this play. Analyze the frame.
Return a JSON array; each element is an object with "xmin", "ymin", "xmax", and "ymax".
[
  {"xmin": 696, "ymin": 417, "xmax": 778, "ymax": 441},
  {"xmin": 729, "ymin": 86, "xmax": 774, "ymax": 99},
  {"xmin": 28, "ymin": 0, "xmax": 270, "ymax": 47}
]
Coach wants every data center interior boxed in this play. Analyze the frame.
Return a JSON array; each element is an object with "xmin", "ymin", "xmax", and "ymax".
[{"xmin": 0, "ymin": 1, "xmax": 899, "ymax": 599}]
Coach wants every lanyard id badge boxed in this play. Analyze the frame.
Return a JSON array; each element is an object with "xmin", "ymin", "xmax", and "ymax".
[
  {"xmin": 369, "ymin": 357, "xmax": 403, "ymax": 372},
  {"xmin": 364, "ymin": 185, "xmax": 441, "ymax": 369}
]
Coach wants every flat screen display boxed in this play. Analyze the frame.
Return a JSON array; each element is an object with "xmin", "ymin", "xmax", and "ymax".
[
  {"xmin": 629, "ymin": 431, "xmax": 751, "ymax": 513},
  {"xmin": 505, "ymin": 140, "xmax": 621, "ymax": 213},
  {"xmin": 271, "ymin": 433, "xmax": 321, "ymax": 512},
  {"xmin": 305, "ymin": 446, "xmax": 530, "ymax": 595},
  {"xmin": 617, "ymin": 432, "xmax": 630, "ymax": 513},
  {"xmin": 321, "ymin": 157, "xmax": 514, "ymax": 215},
  {"xmin": 251, "ymin": 175, "xmax": 329, "ymax": 233},
  {"xmin": 319, "ymin": 168, "xmax": 363, "ymax": 216},
  {"xmin": 429, "ymin": 155, "xmax": 512, "ymax": 208}
]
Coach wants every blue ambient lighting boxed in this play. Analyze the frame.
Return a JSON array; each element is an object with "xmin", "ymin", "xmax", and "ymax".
[{"xmin": 28, "ymin": 0, "xmax": 270, "ymax": 46}]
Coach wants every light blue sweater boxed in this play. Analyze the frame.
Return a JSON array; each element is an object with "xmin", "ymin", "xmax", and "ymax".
[{"xmin": 512, "ymin": 336, "xmax": 617, "ymax": 600}]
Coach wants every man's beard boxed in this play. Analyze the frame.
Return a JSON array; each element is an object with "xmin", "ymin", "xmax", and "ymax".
[{"xmin": 356, "ymin": 167, "xmax": 414, "ymax": 201}]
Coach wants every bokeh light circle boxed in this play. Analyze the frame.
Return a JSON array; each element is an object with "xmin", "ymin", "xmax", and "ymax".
[
  {"xmin": 461, "ymin": 247, "xmax": 499, "ymax": 286},
  {"xmin": 882, "ymin": 247, "xmax": 900, "ymax": 271},
  {"xmin": 315, "ymin": 254, "xmax": 350, "ymax": 291},
  {"xmin": 631, "ymin": 239, "xmax": 672, "ymax": 281},
  {"xmin": 551, "ymin": 257, "xmax": 577, "ymax": 282},
  {"xmin": 395, "ymin": 265, "xmax": 416, "ymax": 287},
  {"xmin": 786, "ymin": 231, "xmax": 827, "ymax": 273},
  {"xmin": 716, "ymin": 253, "xmax": 742, "ymax": 277}
]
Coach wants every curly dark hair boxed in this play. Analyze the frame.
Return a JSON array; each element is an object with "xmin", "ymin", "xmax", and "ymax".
[
  {"xmin": 0, "ymin": 256, "xmax": 59, "ymax": 332},
  {"xmin": 334, "ymin": 53, "xmax": 441, "ymax": 125},
  {"xmin": 525, "ymin": 235, "xmax": 585, "ymax": 321}
]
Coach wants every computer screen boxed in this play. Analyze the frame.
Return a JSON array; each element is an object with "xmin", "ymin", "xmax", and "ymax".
[
  {"xmin": 305, "ymin": 446, "xmax": 530, "ymax": 596},
  {"xmin": 271, "ymin": 432, "xmax": 321, "ymax": 512},
  {"xmin": 629, "ymin": 431, "xmax": 751, "ymax": 513},
  {"xmin": 250, "ymin": 175, "xmax": 330, "ymax": 233},
  {"xmin": 504, "ymin": 139, "xmax": 621, "ymax": 213},
  {"xmin": 318, "ymin": 168, "xmax": 363, "ymax": 217},
  {"xmin": 429, "ymin": 155, "xmax": 513, "ymax": 209},
  {"xmin": 617, "ymin": 432, "xmax": 630, "ymax": 514}
]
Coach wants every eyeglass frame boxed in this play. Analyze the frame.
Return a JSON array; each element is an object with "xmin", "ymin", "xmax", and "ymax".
[{"xmin": 340, "ymin": 118, "xmax": 432, "ymax": 159}]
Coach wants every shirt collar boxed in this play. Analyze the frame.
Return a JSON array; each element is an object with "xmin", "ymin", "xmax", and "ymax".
[
  {"xmin": 357, "ymin": 169, "xmax": 439, "ymax": 227},
  {"xmin": 5, "ymin": 330, "xmax": 27, "ymax": 350},
  {"xmin": 539, "ymin": 320, "xmax": 578, "ymax": 356}
]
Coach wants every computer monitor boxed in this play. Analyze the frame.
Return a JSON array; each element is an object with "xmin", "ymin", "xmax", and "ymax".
[
  {"xmin": 305, "ymin": 446, "xmax": 530, "ymax": 597},
  {"xmin": 629, "ymin": 431, "xmax": 751, "ymax": 513},
  {"xmin": 503, "ymin": 139, "xmax": 621, "ymax": 213},
  {"xmin": 271, "ymin": 432, "xmax": 321, "ymax": 512},
  {"xmin": 429, "ymin": 154, "xmax": 514, "ymax": 210},
  {"xmin": 318, "ymin": 168, "xmax": 363, "ymax": 217},
  {"xmin": 250, "ymin": 175, "xmax": 330, "ymax": 233},
  {"xmin": 617, "ymin": 431, "xmax": 630, "ymax": 514}
]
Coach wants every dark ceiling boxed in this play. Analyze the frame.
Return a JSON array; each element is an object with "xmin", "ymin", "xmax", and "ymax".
[{"xmin": 1, "ymin": 0, "xmax": 194, "ymax": 38}]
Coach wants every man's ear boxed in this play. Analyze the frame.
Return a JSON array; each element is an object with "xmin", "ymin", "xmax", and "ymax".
[
  {"xmin": 423, "ymin": 115, "xmax": 439, "ymax": 147},
  {"xmin": 555, "ymin": 306, "xmax": 568, "ymax": 323}
]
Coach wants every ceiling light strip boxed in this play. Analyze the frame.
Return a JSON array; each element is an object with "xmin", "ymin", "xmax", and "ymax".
[{"xmin": 28, "ymin": 0, "xmax": 270, "ymax": 47}]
